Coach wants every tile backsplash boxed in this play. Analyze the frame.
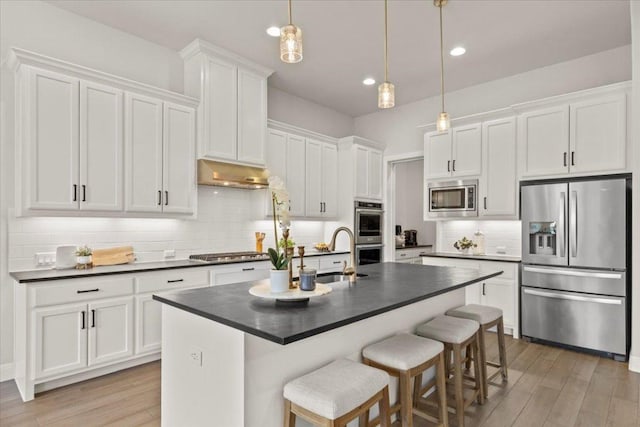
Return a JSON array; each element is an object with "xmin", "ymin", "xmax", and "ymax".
[
  {"xmin": 437, "ymin": 220, "xmax": 521, "ymax": 256},
  {"xmin": 8, "ymin": 186, "xmax": 327, "ymax": 271}
]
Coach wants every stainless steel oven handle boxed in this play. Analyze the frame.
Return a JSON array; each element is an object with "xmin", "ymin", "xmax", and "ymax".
[
  {"xmin": 523, "ymin": 266, "xmax": 622, "ymax": 280},
  {"xmin": 523, "ymin": 288, "xmax": 622, "ymax": 305},
  {"xmin": 558, "ymin": 192, "xmax": 565, "ymax": 258},
  {"xmin": 570, "ymin": 190, "xmax": 577, "ymax": 258}
]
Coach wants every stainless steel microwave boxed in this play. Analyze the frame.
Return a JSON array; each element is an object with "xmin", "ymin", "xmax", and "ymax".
[{"xmin": 427, "ymin": 179, "xmax": 478, "ymax": 218}]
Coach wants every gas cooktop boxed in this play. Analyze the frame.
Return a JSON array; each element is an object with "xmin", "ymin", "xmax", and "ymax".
[{"xmin": 189, "ymin": 251, "xmax": 270, "ymax": 263}]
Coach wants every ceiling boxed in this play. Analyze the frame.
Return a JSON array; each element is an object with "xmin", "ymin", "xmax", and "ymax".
[{"xmin": 46, "ymin": 0, "xmax": 631, "ymax": 117}]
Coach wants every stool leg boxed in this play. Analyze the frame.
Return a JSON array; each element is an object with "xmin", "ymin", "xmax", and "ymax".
[
  {"xmin": 452, "ymin": 343, "xmax": 465, "ymax": 427},
  {"xmin": 436, "ymin": 352, "xmax": 449, "ymax": 427},
  {"xmin": 358, "ymin": 409, "xmax": 369, "ymax": 427},
  {"xmin": 478, "ymin": 327, "xmax": 488, "ymax": 399},
  {"xmin": 399, "ymin": 372, "xmax": 413, "ymax": 427},
  {"xmin": 283, "ymin": 399, "xmax": 296, "ymax": 427},
  {"xmin": 497, "ymin": 317, "xmax": 508, "ymax": 382},
  {"xmin": 380, "ymin": 386, "xmax": 392, "ymax": 427},
  {"xmin": 464, "ymin": 344, "xmax": 471, "ymax": 372},
  {"xmin": 471, "ymin": 335, "xmax": 485, "ymax": 405},
  {"xmin": 412, "ymin": 373, "xmax": 423, "ymax": 404}
]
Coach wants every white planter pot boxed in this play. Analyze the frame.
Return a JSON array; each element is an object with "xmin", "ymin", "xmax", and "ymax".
[
  {"xmin": 77, "ymin": 255, "xmax": 92, "ymax": 264},
  {"xmin": 270, "ymin": 270, "xmax": 289, "ymax": 293}
]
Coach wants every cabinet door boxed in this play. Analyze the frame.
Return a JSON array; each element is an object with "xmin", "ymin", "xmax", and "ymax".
[
  {"xmin": 569, "ymin": 94, "xmax": 626, "ymax": 174},
  {"xmin": 424, "ymin": 131, "xmax": 452, "ymax": 179},
  {"xmin": 202, "ymin": 57, "xmax": 237, "ymax": 161},
  {"xmin": 35, "ymin": 304, "xmax": 87, "ymax": 379},
  {"xmin": 265, "ymin": 129, "xmax": 288, "ymax": 216},
  {"xmin": 135, "ymin": 294, "xmax": 162, "ymax": 355},
  {"xmin": 287, "ymin": 135, "xmax": 306, "ymax": 217},
  {"xmin": 79, "ymin": 81, "xmax": 123, "ymax": 211},
  {"xmin": 124, "ymin": 93, "xmax": 163, "ymax": 213},
  {"xmin": 482, "ymin": 279, "xmax": 515, "ymax": 329},
  {"xmin": 305, "ymin": 139, "xmax": 323, "ymax": 217},
  {"xmin": 27, "ymin": 67, "xmax": 79, "ymax": 210},
  {"xmin": 88, "ymin": 297, "xmax": 134, "ymax": 366},
  {"xmin": 321, "ymin": 143, "xmax": 338, "ymax": 217},
  {"xmin": 481, "ymin": 117, "xmax": 517, "ymax": 216},
  {"xmin": 163, "ymin": 102, "xmax": 196, "ymax": 214},
  {"xmin": 237, "ymin": 69, "xmax": 267, "ymax": 165},
  {"xmin": 211, "ymin": 262, "xmax": 271, "ymax": 286},
  {"xmin": 367, "ymin": 149, "xmax": 383, "ymax": 200},
  {"xmin": 520, "ymin": 106, "xmax": 569, "ymax": 177},
  {"xmin": 354, "ymin": 145, "xmax": 369, "ymax": 198},
  {"xmin": 452, "ymin": 123, "xmax": 482, "ymax": 177}
]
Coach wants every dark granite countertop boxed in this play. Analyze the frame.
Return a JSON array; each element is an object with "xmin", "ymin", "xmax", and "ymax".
[
  {"xmin": 421, "ymin": 252, "xmax": 521, "ymax": 263},
  {"xmin": 395, "ymin": 244, "xmax": 434, "ymax": 250},
  {"xmin": 153, "ymin": 262, "xmax": 503, "ymax": 345},
  {"xmin": 10, "ymin": 250, "xmax": 350, "ymax": 283}
]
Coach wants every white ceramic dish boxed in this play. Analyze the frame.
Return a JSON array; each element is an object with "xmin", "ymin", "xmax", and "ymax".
[{"xmin": 249, "ymin": 283, "xmax": 332, "ymax": 301}]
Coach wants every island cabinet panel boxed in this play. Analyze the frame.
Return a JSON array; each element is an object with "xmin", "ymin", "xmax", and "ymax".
[{"xmin": 480, "ymin": 117, "xmax": 517, "ymax": 217}]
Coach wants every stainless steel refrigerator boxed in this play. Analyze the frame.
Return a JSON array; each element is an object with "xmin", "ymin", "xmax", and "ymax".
[{"xmin": 520, "ymin": 175, "xmax": 631, "ymax": 360}]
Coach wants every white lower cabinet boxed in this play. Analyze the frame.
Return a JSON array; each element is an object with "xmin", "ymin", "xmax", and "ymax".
[
  {"xmin": 210, "ymin": 261, "xmax": 271, "ymax": 286},
  {"xmin": 87, "ymin": 297, "xmax": 135, "ymax": 366},
  {"xmin": 421, "ymin": 257, "xmax": 519, "ymax": 337},
  {"xmin": 135, "ymin": 294, "xmax": 162, "ymax": 355}
]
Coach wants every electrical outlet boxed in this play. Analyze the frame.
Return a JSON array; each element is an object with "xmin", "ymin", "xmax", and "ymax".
[
  {"xmin": 496, "ymin": 246, "xmax": 507, "ymax": 254},
  {"xmin": 189, "ymin": 346, "xmax": 203, "ymax": 367},
  {"xmin": 35, "ymin": 252, "xmax": 56, "ymax": 266},
  {"xmin": 164, "ymin": 249, "xmax": 176, "ymax": 259}
]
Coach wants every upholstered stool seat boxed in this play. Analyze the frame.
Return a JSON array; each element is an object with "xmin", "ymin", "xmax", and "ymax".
[
  {"xmin": 283, "ymin": 358, "xmax": 391, "ymax": 426},
  {"xmin": 363, "ymin": 334, "xmax": 448, "ymax": 427},
  {"xmin": 416, "ymin": 316, "xmax": 484, "ymax": 427},
  {"xmin": 446, "ymin": 304, "xmax": 509, "ymax": 398}
]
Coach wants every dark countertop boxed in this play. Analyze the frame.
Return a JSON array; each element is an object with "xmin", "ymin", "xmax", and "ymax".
[
  {"xmin": 10, "ymin": 250, "xmax": 350, "ymax": 283},
  {"xmin": 395, "ymin": 244, "xmax": 433, "ymax": 250},
  {"xmin": 421, "ymin": 252, "xmax": 521, "ymax": 263},
  {"xmin": 153, "ymin": 262, "xmax": 503, "ymax": 345}
]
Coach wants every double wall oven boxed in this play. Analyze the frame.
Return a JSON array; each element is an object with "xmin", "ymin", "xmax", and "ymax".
[{"xmin": 354, "ymin": 201, "xmax": 383, "ymax": 265}]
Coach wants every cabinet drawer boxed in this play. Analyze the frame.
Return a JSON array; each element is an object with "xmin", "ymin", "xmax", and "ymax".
[
  {"xmin": 33, "ymin": 277, "xmax": 134, "ymax": 307},
  {"xmin": 479, "ymin": 261, "xmax": 517, "ymax": 280},
  {"xmin": 137, "ymin": 269, "xmax": 210, "ymax": 293},
  {"xmin": 319, "ymin": 254, "xmax": 350, "ymax": 272}
]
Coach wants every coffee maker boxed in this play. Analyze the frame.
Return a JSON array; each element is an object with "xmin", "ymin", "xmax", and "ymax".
[{"xmin": 403, "ymin": 230, "xmax": 417, "ymax": 246}]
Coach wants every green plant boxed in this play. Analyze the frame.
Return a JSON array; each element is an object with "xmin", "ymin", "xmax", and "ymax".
[
  {"xmin": 453, "ymin": 237, "xmax": 476, "ymax": 251},
  {"xmin": 268, "ymin": 247, "xmax": 289, "ymax": 270},
  {"xmin": 278, "ymin": 237, "xmax": 295, "ymax": 248},
  {"xmin": 75, "ymin": 245, "xmax": 92, "ymax": 256}
]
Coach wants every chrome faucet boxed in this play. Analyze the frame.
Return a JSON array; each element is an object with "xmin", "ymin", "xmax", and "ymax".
[{"xmin": 328, "ymin": 226, "xmax": 357, "ymax": 283}]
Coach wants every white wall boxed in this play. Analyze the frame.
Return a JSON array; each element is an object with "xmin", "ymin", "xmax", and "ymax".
[
  {"xmin": 268, "ymin": 86, "xmax": 354, "ymax": 138},
  {"xmin": 394, "ymin": 160, "xmax": 435, "ymax": 246},
  {"xmin": 354, "ymin": 45, "xmax": 631, "ymax": 155}
]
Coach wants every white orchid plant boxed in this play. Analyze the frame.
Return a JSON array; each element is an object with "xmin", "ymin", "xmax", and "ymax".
[{"xmin": 268, "ymin": 176, "xmax": 291, "ymax": 270}]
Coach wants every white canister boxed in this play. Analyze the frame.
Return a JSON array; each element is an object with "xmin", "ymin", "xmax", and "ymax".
[{"xmin": 473, "ymin": 230, "xmax": 485, "ymax": 255}]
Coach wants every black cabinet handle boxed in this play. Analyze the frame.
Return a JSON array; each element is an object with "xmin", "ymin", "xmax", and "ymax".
[
  {"xmin": 452, "ymin": 160, "xmax": 456, "ymax": 172},
  {"xmin": 81, "ymin": 311, "xmax": 86, "ymax": 330},
  {"xmin": 165, "ymin": 191, "xmax": 168, "ymax": 206},
  {"xmin": 447, "ymin": 160, "xmax": 451, "ymax": 172},
  {"xmin": 320, "ymin": 202, "xmax": 323, "ymax": 213},
  {"xmin": 91, "ymin": 309, "xmax": 95, "ymax": 328},
  {"xmin": 81, "ymin": 185, "xmax": 86, "ymax": 202},
  {"xmin": 571, "ymin": 151, "xmax": 575, "ymax": 166},
  {"xmin": 158, "ymin": 190, "xmax": 162, "ymax": 206},
  {"xmin": 242, "ymin": 267, "xmax": 255, "ymax": 271},
  {"xmin": 563, "ymin": 152, "xmax": 567, "ymax": 167},
  {"xmin": 77, "ymin": 288, "xmax": 100, "ymax": 294},
  {"xmin": 332, "ymin": 261, "xmax": 342, "ymax": 264},
  {"xmin": 73, "ymin": 184, "xmax": 78, "ymax": 202},
  {"xmin": 482, "ymin": 283, "xmax": 486, "ymax": 296},
  {"xmin": 167, "ymin": 279, "xmax": 184, "ymax": 283},
  {"xmin": 484, "ymin": 197, "xmax": 487, "ymax": 210}
]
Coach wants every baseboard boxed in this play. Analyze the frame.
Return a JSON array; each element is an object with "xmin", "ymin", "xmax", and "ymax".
[
  {"xmin": 629, "ymin": 355, "xmax": 640, "ymax": 373},
  {"xmin": 0, "ymin": 363, "xmax": 14, "ymax": 382}
]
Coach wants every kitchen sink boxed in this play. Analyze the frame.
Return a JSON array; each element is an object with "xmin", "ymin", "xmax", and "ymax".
[{"xmin": 315, "ymin": 272, "xmax": 368, "ymax": 284}]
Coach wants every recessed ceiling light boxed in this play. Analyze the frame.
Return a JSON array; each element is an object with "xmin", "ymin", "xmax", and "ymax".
[
  {"xmin": 450, "ymin": 46, "xmax": 466, "ymax": 57},
  {"xmin": 363, "ymin": 78, "xmax": 376, "ymax": 86},
  {"xmin": 266, "ymin": 26, "xmax": 281, "ymax": 37}
]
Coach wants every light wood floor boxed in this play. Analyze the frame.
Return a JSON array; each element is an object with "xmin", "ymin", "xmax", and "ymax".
[{"xmin": 0, "ymin": 335, "xmax": 638, "ymax": 427}]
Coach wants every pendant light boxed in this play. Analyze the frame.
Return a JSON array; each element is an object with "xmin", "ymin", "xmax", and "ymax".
[
  {"xmin": 378, "ymin": 0, "xmax": 395, "ymax": 109},
  {"xmin": 280, "ymin": 0, "xmax": 303, "ymax": 63},
  {"xmin": 435, "ymin": 0, "xmax": 450, "ymax": 132}
]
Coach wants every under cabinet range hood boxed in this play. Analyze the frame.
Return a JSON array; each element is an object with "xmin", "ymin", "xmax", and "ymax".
[{"xmin": 197, "ymin": 159, "xmax": 269, "ymax": 189}]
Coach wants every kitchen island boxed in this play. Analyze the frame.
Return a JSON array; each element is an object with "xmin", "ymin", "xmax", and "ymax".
[{"xmin": 153, "ymin": 262, "xmax": 502, "ymax": 427}]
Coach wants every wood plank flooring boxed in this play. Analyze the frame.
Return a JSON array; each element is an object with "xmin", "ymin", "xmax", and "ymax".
[{"xmin": 0, "ymin": 335, "xmax": 638, "ymax": 426}]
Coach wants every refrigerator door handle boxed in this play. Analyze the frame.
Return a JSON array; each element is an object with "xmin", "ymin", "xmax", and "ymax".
[
  {"xmin": 558, "ymin": 192, "xmax": 566, "ymax": 258},
  {"xmin": 523, "ymin": 288, "xmax": 622, "ymax": 305},
  {"xmin": 570, "ymin": 190, "xmax": 577, "ymax": 258},
  {"xmin": 522, "ymin": 266, "xmax": 623, "ymax": 280}
]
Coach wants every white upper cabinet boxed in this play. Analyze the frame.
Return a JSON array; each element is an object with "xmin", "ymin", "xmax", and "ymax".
[
  {"xmin": 265, "ymin": 129, "xmax": 306, "ymax": 217},
  {"xmin": 321, "ymin": 143, "xmax": 339, "ymax": 217},
  {"xmin": 424, "ymin": 124, "xmax": 481, "ymax": 179},
  {"xmin": 181, "ymin": 39, "xmax": 273, "ymax": 166},
  {"xmin": 518, "ymin": 85, "xmax": 628, "ymax": 178},
  {"xmin": 367, "ymin": 149, "xmax": 383, "ymax": 200},
  {"xmin": 26, "ymin": 67, "xmax": 80, "ymax": 211},
  {"xmin": 79, "ymin": 81, "xmax": 123, "ymax": 211},
  {"xmin": 353, "ymin": 144, "xmax": 383, "ymax": 201},
  {"xmin": 305, "ymin": 139, "xmax": 338, "ymax": 218},
  {"xmin": 480, "ymin": 117, "xmax": 517, "ymax": 217}
]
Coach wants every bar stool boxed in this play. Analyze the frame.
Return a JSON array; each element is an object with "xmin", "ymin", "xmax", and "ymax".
[
  {"xmin": 362, "ymin": 333, "xmax": 448, "ymax": 427},
  {"xmin": 415, "ymin": 316, "xmax": 484, "ymax": 427},
  {"xmin": 446, "ymin": 304, "xmax": 508, "ymax": 397},
  {"xmin": 283, "ymin": 358, "xmax": 391, "ymax": 427}
]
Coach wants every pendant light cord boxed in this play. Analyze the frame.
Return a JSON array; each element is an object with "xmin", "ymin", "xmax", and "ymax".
[
  {"xmin": 439, "ymin": 2, "xmax": 445, "ymax": 112},
  {"xmin": 384, "ymin": 0, "xmax": 389, "ymax": 82},
  {"xmin": 288, "ymin": 0, "xmax": 292, "ymax": 25}
]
